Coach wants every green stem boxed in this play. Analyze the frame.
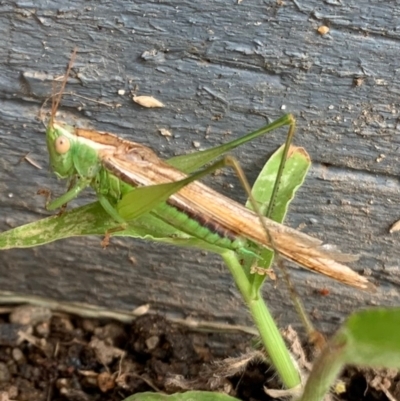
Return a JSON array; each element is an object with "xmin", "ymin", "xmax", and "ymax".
[
  {"xmin": 298, "ymin": 334, "xmax": 347, "ymax": 401},
  {"xmin": 221, "ymin": 250, "xmax": 301, "ymax": 389}
]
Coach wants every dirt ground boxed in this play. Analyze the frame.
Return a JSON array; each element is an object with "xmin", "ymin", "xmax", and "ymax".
[{"xmin": 0, "ymin": 304, "xmax": 397, "ymax": 401}]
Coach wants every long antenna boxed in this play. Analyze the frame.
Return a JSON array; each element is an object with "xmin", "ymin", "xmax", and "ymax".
[{"xmin": 50, "ymin": 48, "xmax": 77, "ymax": 127}]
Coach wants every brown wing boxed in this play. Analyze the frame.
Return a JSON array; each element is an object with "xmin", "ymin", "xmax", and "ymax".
[{"xmin": 97, "ymin": 144, "xmax": 374, "ymax": 292}]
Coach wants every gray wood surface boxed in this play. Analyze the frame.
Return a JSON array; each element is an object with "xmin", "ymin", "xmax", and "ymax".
[{"xmin": 0, "ymin": 0, "xmax": 399, "ymax": 335}]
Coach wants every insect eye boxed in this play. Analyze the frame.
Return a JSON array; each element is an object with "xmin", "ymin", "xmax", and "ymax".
[{"xmin": 54, "ymin": 136, "xmax": 70, "ymax": 154}]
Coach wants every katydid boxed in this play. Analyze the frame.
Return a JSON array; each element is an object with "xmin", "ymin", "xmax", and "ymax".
[{"xmin": 44, "ymin": 54, "xmax": 374, "ymax": 292}]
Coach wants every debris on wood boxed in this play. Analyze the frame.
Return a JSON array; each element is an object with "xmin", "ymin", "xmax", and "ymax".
[
  {"xmin": 133, "ymin": 95, "xmax": 165, "ymax": 108},
  {"xmin": 317, "ymin": 26, "xmax": 330, "ymax": 35}
]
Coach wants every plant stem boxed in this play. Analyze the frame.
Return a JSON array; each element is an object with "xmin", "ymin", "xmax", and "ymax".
[{"xmin": 221, "ymin": 250, "xmax": 301, "ymax": 389}]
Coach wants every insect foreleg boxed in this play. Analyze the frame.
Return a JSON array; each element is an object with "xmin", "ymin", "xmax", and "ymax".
[{"xmin": 46, "ymin": 178, "xmax": 91, "ymax": 211}]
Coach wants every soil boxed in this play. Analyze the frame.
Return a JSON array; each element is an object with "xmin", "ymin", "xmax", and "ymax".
[{"xmin": 0, "ymin": 304, "xmax": 397, "ymax": 401}]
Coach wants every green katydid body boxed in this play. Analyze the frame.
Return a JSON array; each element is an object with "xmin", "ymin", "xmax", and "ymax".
[
  {"xmin": 46, "ymin": 121, "xmax": 247, "ymax": 251},
  {"xmin": 46, "ymin": 122, "xmax": 132, "ymax": 224},
  {"xmin": 46, "ymin": 120, "xmax": 374, "ymax": 291}
]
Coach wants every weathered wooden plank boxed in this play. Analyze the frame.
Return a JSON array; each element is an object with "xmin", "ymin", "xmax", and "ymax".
[{"xmin": 0, "ymin": 0, "xmax": 399, "ymax": 335}]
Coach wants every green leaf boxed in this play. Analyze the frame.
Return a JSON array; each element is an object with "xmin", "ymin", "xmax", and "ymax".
[
  {"xmin": 242, "ymin": 144, "xmax": 311, "ymax": 287},
  {"xmin": 0, "ymin": 201, "xmax": 228, "ymax": 255},
  {"xmin": 0, "ymin": 202, "xmax": 187, "ymax": 249},
  {"xmin": 249, "ymin": 145, "xmax": 311, "ymax": 223},
  {"xmin": 343, "ymin": 308, "xmax": 400, "ymax": 367},
  {"xmin": 124, "ymin": 391, "xmax": 240, "ymax": 401},
  {"xmin": 299, "ymin": 308, "xmax": 400, "ymax": 401}
]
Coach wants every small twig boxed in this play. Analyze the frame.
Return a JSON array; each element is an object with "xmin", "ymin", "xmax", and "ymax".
[
  {"xmin": 130, "ymin": 373, "xmax": 160, "ymax": 392},
  {"xmin": 22, "ymin": 153, "xmax": 42, "ymax": 170},
  {"xmin": 66, "ymin": 92, "xmax": 118, "ymax": 108},
  {"xmin": 378, "ymin": 383, "xmax": 397, "ymax": 401}
]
